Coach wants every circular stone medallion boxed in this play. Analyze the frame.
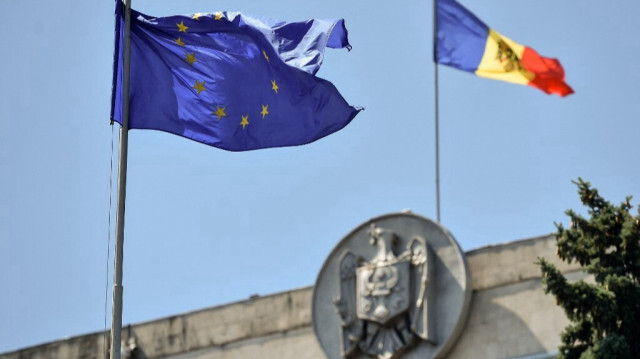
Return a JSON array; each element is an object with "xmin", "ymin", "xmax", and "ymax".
[{"xmin": 312, "ymin": 213, "xmax": 472, "ymax": 359}]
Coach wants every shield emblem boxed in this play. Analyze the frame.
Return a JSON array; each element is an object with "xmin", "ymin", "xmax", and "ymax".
[{"xmin": 356, "ymin": 260, "xmax": 410, "ymax": 325}]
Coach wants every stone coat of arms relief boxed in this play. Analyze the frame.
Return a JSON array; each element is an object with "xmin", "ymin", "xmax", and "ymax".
[{"xmin": 334, "ymin": 224, "xmax": 434, "ymax": 359}]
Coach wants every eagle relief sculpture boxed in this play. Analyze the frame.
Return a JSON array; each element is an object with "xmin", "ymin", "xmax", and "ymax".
[{"xmin": 333, "ymin": 224, "xmax": 435, "ymax": 359}]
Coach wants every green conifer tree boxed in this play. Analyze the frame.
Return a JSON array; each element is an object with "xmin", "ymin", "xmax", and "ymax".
[{"xmin": 538, "ymin": 178, "xmax": 640, "ymax": 359}]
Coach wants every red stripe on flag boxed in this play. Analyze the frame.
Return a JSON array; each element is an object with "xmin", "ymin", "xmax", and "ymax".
[{"xmin": 521, "ymin": 47, "xmax": 574, "ymax": 97}]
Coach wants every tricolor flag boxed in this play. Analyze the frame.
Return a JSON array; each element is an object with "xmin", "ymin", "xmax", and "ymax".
[
  {"xmin": 111, "ymin": 2, "xmax": 361, "ymax": 151},
  {"xmin": 436, "ymin": 0, "xmax": 573, "ymax": 97}
]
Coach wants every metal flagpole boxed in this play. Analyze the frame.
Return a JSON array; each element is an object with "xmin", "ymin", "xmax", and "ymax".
[
  {"xmin": 110, "ymin": 0, "xmax": 132, "ymax": 358},
  {"xmin": 433, "ymin": 0, "xmax": 441, "ymax": 223}
]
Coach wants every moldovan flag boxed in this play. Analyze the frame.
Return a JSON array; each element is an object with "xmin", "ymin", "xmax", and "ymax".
[{"xmin": 436, "ymin": 0, "xmax": 573, "ymax": 97}]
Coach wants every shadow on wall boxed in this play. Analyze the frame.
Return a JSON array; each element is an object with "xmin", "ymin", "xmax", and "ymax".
[{"xmin": 445, "ymin": 277, "xmax": 562, "ymax": 359}]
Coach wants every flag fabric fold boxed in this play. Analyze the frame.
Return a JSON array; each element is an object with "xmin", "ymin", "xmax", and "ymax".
[
  {"xmin": 111, "ymin": 2, "xmax": 361, "ymax": 151},
  {"xmin": 436, "ymin": 0, "xmax": 573, "ymax": 97}
]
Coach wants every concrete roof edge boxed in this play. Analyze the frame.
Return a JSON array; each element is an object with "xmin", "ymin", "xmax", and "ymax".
[{"xmin": 465, "ymin": 233, "xmax": 555, "ymax": 257}]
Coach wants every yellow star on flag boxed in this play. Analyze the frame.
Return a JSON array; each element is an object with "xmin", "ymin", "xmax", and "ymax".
[
  {"xmin": 186, "ymin": 52, "xmax": 197, "ymax": 65},
  {"xmin": 193, "ymin": 80, "xmax": 206, "ymax": 95},
  {"xmin": 213, "ymin": 106, "xmax": 227, "ymax": 120},
  {"xmin": 174, "ymin": 37, "xmax": 185, "ymax": 46},
  {"xmin": 192, "ymin": 13, "xmax": 203, "ymax": 20},
  {"xmin": 240, "ymin": 115, "xmax": 249, "ymax": 129},
  {"xmin": 271, "ymin": 80, "xmax": 279, "ymax": 94},
  {"xmin": 214, "ymin": 12, "xmax": 224, "ymax": 20},
  {"xmin": 177, "ymin": 21, "xmax": 189, "ymax": 32},
  {"xmin": 262, "ymin": 50, "xmax": 269, "ymax": 62},
  {"xmin": 261, "ymin": 105, "xmax": 269, "ymax": 119}
]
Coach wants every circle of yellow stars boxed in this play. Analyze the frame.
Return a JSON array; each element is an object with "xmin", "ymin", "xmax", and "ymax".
[{"xmin": 173, "ymin": 13, "xmax": 279, "ymax": 131}]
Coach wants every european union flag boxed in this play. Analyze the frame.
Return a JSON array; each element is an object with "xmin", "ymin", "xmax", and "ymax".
[{"xmin": 111, "ymin": 2, "xmax": 361, "ymax": 151}]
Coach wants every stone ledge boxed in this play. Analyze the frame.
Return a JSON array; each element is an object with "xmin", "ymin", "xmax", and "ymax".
[
  {"xmin": 467, "ymin": 234, "xmax": 580, "ymax": 291},
  {"xmin": 1, "ymin": 235, "xmax": 579, "ymax": 359}
]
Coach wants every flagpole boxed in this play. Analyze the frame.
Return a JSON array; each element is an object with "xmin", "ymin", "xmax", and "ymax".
[
  {"xmin": 433, "ymin": 0, "xmax": 441, "ymax": 223},
  {"xmin": 110, "ymin": 0, "xmax": 132, "ymax": 358}
]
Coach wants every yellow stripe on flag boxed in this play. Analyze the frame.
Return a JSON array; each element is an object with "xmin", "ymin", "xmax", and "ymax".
[{"xmin": 475, "ymin": 30, "xmax": 534, "ymax": 85}]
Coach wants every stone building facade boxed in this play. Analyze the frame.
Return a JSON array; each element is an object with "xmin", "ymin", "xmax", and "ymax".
[{"xmin": 1, "ymin": 234, "xmax": 582, "ymax": 359}]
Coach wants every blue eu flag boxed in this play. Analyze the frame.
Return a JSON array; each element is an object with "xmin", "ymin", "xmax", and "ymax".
[{"xmin": 111, "ymin": 2, "xmax": 361, "ymax": 151}]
